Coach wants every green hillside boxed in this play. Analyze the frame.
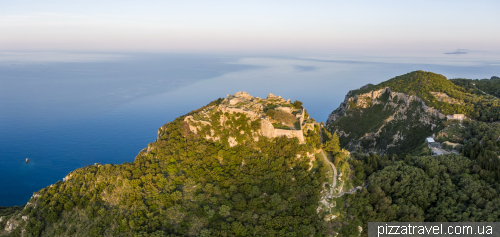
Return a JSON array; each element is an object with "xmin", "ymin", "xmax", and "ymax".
[
  {"xmin": 333, "ymin": 153, "xmax": 500, "ymax": 236},
  {"xmin": 355, "ymin": 71, "xmax": 500, "ymax": 121},
  {"xmin": 451, "ymin": 76, "xmax": 500, "ymax": 99},
  {"xmin": 333, "ymin": 99, "xmax": 441, "ymax": 155},
  {"xmin": 2, "ymin": 99, "xmax": 329, "ymax": 237},
  {"xmin": 325, "ymin": 72, "xmax": 500, "ymax": 235},
  {"xmin": 356, "ymin": 70, "xmax": 460, "ymax": 98},
  {"xmin": 331, "ymin": 119, "xmax": 500, "ymax": 236}
]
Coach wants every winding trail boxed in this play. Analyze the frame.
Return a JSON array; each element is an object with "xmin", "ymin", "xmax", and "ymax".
[
  {"xmin": 332, "ymin": 183, "xmax": 369, "ymax": 198},
  {"xmin": 318, "ymin": 125, "xmax": 339, "ymax": 206},
  {"xmin": 318, "ymin": 125, "xmax": 368, "ymax": 201},
  {"xmin": 318, "ymin": 150, "xmax": 367, "ymax": 198},
  {"xmin": 320, "ymin": 149, "xmax": 337, "ymax": 191},
  {"xmin": 318, "ymin": 125, "xmax": 336, "ymax": 198}
]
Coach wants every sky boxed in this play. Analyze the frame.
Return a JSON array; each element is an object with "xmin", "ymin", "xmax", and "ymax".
[{"xmin": 0, "ymin": 0, "xmax": 499, "ymax": 54}]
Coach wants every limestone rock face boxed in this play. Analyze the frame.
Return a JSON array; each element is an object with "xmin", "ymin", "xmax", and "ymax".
[
  {"xmin": 326, "ymin": 87, "xmax": 446, "ymax": 154},
  {"xmin": 233, "ymin": 91, "xmax": 254, "ymax": 100},
  {"xmin": 63, "ymin": 174, "xmax": 72, "ymax": 182},
  {"xmin": 229, "ymin": 97, "xmax": 245, "ymax": 105},
  {"xmin": 228, "ymin": 137, "xmax": 238, "ymax": 147},
  {"xmin": 3, "ymin": 215, "xmax": 28, "ymax": 233},
  {"xmin": 4, "ymin": 220, "xmax": 14, "ymax": 232},
  {"xmin": 267, "ymin": 93, "xmax": 278, "ymax": 99}
]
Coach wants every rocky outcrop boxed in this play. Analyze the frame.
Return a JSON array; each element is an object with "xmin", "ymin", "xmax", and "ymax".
[
  {"xmin": 430, "ymin": 92, "xmax": 464, "ymax": 105},
  {"xmin": 233, "ymin": 91, "xmax": 254, "ymax": 100},
  {"xmin": 157, "ymin": 91, "xmax": 309, "ymax": 148},
  {"xmin": 63, "ymin": 174, "xmax": 72, "ymax": 182},
  {"xmin": 24, "ymin": 193, "xmax": 40, "ymax": 210},
  {"xmin": 326, "ymin": 87, "xmax": 446, "ymax": 154},
  {"xmin": 328, "ymin": 88, "xmax": 445, "ymax": 124},
  {"xmin": 3, "ymin": 214, "xmax": 29, "ymax": 234},
  {"xmin": 228, "ymin": 136, "xmax": 238, "ymax": 147}
]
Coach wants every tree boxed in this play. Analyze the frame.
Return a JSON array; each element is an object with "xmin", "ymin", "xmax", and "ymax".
[
  {"xmin": 219, "ymin": 205, "xmax": 231, "ymax": 217},
  {"xmin": 292, "ymin": 100, "xmax": 303, "ymax": 109},
  {"xmin": 324, "ymin": 132, "xmax": 341, "ymax": 155}
]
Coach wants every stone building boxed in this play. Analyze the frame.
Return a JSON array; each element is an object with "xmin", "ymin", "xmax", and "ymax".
[{"xmin": 446, "ymin": 114, "xmax": 466, "ymax": 120}]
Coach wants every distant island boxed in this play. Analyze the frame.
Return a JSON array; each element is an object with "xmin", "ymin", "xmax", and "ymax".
[{"xmin": 444, "ymin": 50, "xmax": 468, "ymax": 54}]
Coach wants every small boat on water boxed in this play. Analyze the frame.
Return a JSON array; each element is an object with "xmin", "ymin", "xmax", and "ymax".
[{"xmin": 26, "ymin": 158, "xmax": 29, "ymax": 163}]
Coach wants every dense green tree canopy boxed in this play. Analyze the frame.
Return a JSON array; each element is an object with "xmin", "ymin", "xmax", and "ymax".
[
  {"xmin": 7, "ymin": 100, "xmax": 329, "ymax": 237},
  {"xmin": 324, "ymin": 132, "xmax": 340, "ymax": 155},
  {"xmin": 335, "ymin": 153, "xmax": 500, "ymax": 237}
]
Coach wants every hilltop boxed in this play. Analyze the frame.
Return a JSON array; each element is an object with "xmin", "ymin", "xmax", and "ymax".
[
  {"xmin": 0, "ymin": 92, "xmax": 331, "ymax": 237},
  {"xmin": 354, "ymin": 71, "xmax": 500, "ymax": 121},
  {"xmin": 326, "ymin": 71, "xmax": 500, "ymax": 155},
  {"xmin": 162, "ymin": 91, "xmax": 314, "ymax": 147}
]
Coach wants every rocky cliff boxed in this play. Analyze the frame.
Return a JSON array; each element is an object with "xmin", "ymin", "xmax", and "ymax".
[{"xmin": 326, "ymin": 87, "xmax": 445, "ymax": 155}]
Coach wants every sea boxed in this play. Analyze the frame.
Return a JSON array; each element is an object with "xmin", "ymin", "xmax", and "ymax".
[{"xmin": 1, "ymin": 51, "xmax": 499, "ymax": 206}]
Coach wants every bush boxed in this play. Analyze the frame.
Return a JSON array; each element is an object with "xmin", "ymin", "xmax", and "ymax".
[
  {"xmin": 266, "ymin": 110, "xmax": 276, "ymax": 117},
  {"xmin": 292, "ymin": 100, "xmax": 303, "ymax": 109},
  {"xmin": 265, "ymin": 103, "xmax": 277, "ymax": 111},
  {"xmin": 273, "ymin": 110, "xmax": 297, "ymax": 126}
]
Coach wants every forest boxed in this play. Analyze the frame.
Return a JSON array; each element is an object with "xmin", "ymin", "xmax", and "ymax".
[
  {"xmin": 3, "ymin": 100, "xmax": 330, "ymax": 237},
  {"xmin": 332, "ymin": 120, "xmax": 500, "ymax": 236},
  {"xmin": 452, "ymin": 76, "xmax": 500, "ymax": 99}
]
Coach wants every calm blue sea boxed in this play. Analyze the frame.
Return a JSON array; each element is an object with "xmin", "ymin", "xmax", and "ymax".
[{"xmin": 1, "ymin": 52, "xmax": 499, "ymax": 206}]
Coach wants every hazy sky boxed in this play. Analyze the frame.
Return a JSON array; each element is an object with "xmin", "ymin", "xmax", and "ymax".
[{"xmin": 1, "ymin": 0, "xmax": 499, "ymax": 54}]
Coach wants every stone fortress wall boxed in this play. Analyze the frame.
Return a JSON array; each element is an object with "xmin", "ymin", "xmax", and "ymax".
[
  {"xmin": 181, "ymin": 91, "xmax": 307, "ymax": 146},
  {"xmin": 258, "ymin": 92, "xmax": 305, "ymax": 143},
  {"xmin": 260, "ymin": 117, "xmax": 305, "ymax": 143}
]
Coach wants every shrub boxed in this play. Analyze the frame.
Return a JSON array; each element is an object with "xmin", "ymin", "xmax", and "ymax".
[
  {"xmin": 266, "ymin": 110, "xmax": 276, "ymax": 117},
  {"xmin": 292, "ymin": 100, "xmax": 303, "ymax": 109},
  {"xmin": 273, "ymin": 110, "xmax": 297, "ymax": 126}
]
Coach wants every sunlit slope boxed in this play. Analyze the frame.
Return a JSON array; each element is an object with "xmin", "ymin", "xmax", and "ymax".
[
  {"xmin": 1, "ymin": 92, "xmax": 329, "ymax": 237},
  {"xmin": 326, "ymin": 71, "xmax": 500, "ymax": 154},
  {"xmin": 357, "ymin": 71, "xmax": 500, "ymax": 121}
]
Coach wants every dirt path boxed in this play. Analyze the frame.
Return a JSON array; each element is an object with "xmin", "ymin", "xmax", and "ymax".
[
  {"xmin": 320, "ymin": 148, "xmax": 367, "ymax": 198},
  {"xmin": 332, "ymin": 183, "xmax": 369, "ymax": 198},
  {"xmin": 318, "ymin": 125, "xmax": 337, "ymax": 197},
  {"xmin": 317, "ymin": 125, "xmax": 367, "ymax": 213},
  {"xmin": 320, "ymin": 149, "xmax": 337, "ymax": 190}
]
